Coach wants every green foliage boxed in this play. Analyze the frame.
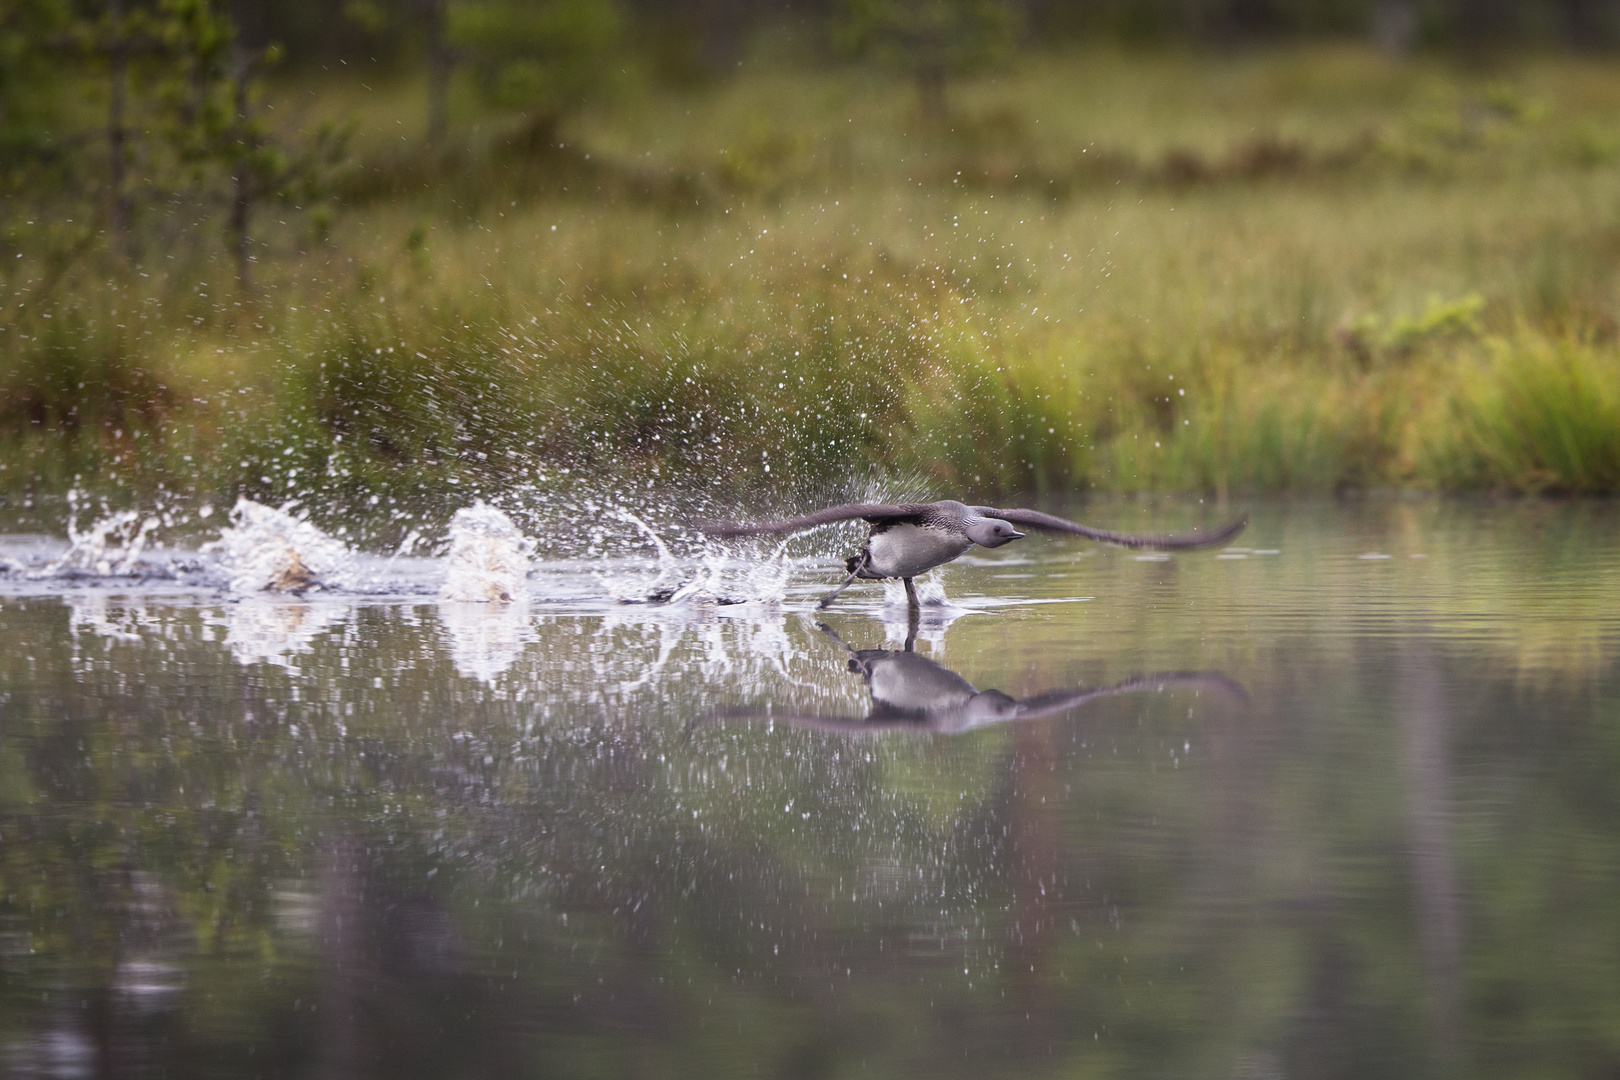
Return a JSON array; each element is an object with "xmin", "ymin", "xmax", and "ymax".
[
  {"xmin": 1423, "ymin": 334, "xmax": 1620, "ymax": 493},
  {"xmin": 448, "ymin": 0, "xmax": 623, "ymax": 123},
  {"xmin": 0, "ymin": 0, "xmax": 74, "ymax": 180},
  {"xmin": 894, "ymin": 334, "xmax": 1089, "ymax": 495},
  {"xmin": 835, "ymin": 0, "xmax": 1020, "ymax": 115},
  {"xmin": 151, "ymin": 2, "xmax": 350, "ymax": 276},
  {"xmin": 1340, "ymin": 293, "xmax": 1486, "ymax": 364},
  {"xmin": 7, "ymin": 47, "xmax": 1620, "ymax": 502},
  {"xmin": 0, "ymin": 315, "xmax": 174, "ymax": 435},
  {"xmin": 342, "ymin": 0, "xmax": 389, "ymax": 36},
  {"xmin": 0, "ymin": 0, "xmax": 350, "ymax": 295}
]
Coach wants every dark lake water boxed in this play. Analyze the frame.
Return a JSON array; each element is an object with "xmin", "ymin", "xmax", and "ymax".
[{"xmin": 1, "ymin": 499, "xmax": 1617, "ymax": 1079}]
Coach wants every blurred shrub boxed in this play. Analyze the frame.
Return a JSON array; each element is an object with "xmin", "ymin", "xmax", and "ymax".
[
  {"xmin": 1422, "ymin": 334, "xmax": 1620, "ymax": 493},
  {"xmin": 835, "ymin": 0, "xmax": 1021, "ymax": 117},
  {"xmin": 1339, "ymin": 293, "xmax": 1486, "ymax": 364},
  {"xmin": 0, "ymin": 315, "xmax": 176, "ymax": 436},
  {"xmin": 449, "ymin": 0, "xmax": 624, "ymax": 141},
  {"xmin": 895, "ymin": 334, "xmax": 1089, "ymax": 495}
]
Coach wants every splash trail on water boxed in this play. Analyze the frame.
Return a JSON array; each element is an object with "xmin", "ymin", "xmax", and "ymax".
[
  {"xmin": 439, "ymin": 502, "xmax": 535, "ymax": 602},
  {"xmin": 0, "ymin": 481, "xmax": 1142, "ymax": 693},
  {"xmin": 38, "ymin": 490, "xmax": 164, "ymax": 578},
  {"xmin": 0, "ymin": 491, "xmax": 920, "ymax": 609},
  {"xmin": 208, "ymin": 499, "xmax": 357, "ymax": 594}
]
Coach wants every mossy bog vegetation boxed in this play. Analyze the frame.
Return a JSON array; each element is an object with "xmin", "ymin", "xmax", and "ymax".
[{"xmin": 6, "ymin": 46, "xmax": 1620, "ymax": 528}]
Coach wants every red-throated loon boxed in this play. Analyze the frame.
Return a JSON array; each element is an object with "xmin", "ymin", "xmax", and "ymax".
[{"xmin": 700, "ymin": 500, "xmax": 1248, "ymax": 608}]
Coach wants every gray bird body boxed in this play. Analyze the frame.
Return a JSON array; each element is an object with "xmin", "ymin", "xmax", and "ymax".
[
  {"xmin": 700, "ymin": 498, "xmax": 1248, "ymax": 608},
  {"xmin": 862, "ymin": 522, "xmax": 974, "ymax": 580}
]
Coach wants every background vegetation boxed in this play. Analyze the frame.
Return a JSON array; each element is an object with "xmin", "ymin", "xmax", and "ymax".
[{"xmin": 5, "ymin": 0, "xmax": 1620, "ymax": 523}]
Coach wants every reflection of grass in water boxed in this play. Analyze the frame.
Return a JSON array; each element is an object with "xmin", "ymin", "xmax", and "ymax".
[
  {"xmin": 1388, "ymin": 500, "xmax": 1620, "ymax": 683},
  {"xmin": 6, "ymin": 509, "xmax": 1619, "ymax": 1077},
  {"xmin": 8, "ymin": 48, "xmax": 1620, "ymax": 509}
]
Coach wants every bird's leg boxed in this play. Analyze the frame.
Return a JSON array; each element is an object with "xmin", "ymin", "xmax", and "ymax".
[
  {"xmin": 904, "ymin": 604, "xmax": 920, "ymax": 652},
  {"xmin": 903, "ymin": 577, "xmax": 919, "ymax": 608},
  {"xmin": 818, "ymin": 554, "xmax": 868, "ymax": 610},
  {"xmin": 817, "ymin": 571, "xmax": 858, "ymax": 609}
]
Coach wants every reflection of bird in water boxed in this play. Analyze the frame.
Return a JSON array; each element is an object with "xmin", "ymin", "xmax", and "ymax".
[
  {"xmin": 700, "ymin": 622, "xmax": 1245, "ymax": 737},
  {"xmin": 700, "ymin": 500, "xmax": 1247, "ymax": 608}
]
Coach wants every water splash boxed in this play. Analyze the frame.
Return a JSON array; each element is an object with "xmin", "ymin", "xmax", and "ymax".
[
  {"xmin": 604, "ymin": 503, "xmax": 802, "ymax": 606},
  {"xmin": 439, "ymin": 502, "xmax": 535, "ymax": 603},
  {"xmin": 660, "ymin": 542, "xmax": 798, "ymax": 607},
  {"xmin": 0, "ymin": 482, "xmax": 953, "ymax": 613},
  {"xmin": 37, "ymin": 491, "xmax": 162, "ymax": 577},
  {"xmin": 597, "ymin": 510, "xmax": 688, "ymax": 602},
  {"xmin": 881, "ymin": 574, "xmax": 950, "ymax": 608},
  {"xmin": 208, "ymin": 500, "xmax": 354, "ymax": 595}
]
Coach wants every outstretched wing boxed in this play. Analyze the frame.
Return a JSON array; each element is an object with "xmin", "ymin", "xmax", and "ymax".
[
  {"xmin": 977, "ymin": 507, "xmax": 1249, "ymax": 551},
  {"xmin": 697, "ymin": 502, "xmax": 932, "ymax": 538}
]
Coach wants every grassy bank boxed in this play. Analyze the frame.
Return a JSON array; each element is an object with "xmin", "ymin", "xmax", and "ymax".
[{"xmin": 5, "ymin": 45, "xmax": 1620, "ymax": 527}]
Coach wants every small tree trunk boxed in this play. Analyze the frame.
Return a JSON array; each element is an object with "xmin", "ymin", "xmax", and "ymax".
[
  {"xmin": 228, "ymin": 48, "xmax": 254, "ymax": 292},
  {"xmin": 106, "ymin": 0, "xmax": 133, "ymax": 254},
  {"xmin": 425, "ymin": 0, "xmax": 451, "ymax": 147},
  {"xmin": 1372, "ymin": 0, "xmax": 1418, "ymax": 52},
  {"xmin": 916, "ymin": 61, "xmax": 947, "ymax": 122}
]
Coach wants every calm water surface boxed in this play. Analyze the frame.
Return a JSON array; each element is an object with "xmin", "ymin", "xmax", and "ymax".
[{"xmin": 1, "ymin": 499, "xmax": 1617, "ymax": 1078}]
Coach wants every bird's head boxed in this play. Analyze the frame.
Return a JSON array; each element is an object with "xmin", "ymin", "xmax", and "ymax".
[{"xmin": 964, "ymin": 516, "xmax": 1025, "ymax": 548}]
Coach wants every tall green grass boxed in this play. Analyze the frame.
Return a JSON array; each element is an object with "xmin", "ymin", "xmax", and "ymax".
[
  {"xmin": 6, "ymin": 44, "xmax": 1620, "ymax": 524},
  {"xmin": 1423, "ymin": 333, "xmax": 1620, "ymax": 492}
]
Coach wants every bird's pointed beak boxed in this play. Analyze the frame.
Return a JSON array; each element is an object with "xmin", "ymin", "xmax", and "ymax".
[{"xmin": 1008, "ymin": 530, "xmax": 1026, "ymax": 540}]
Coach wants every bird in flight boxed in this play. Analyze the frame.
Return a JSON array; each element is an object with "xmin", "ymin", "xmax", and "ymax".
[{"xmin": 700, "ymin": 499, "xmax": 1247, "ymax": 608}]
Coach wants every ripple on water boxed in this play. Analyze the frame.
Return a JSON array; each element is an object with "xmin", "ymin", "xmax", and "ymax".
[{"xmin": 5, "ymin": 500, "xmax": 1620, "ymax": 1078}]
